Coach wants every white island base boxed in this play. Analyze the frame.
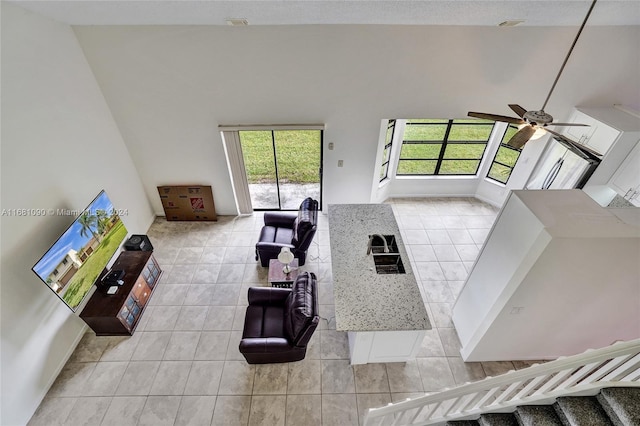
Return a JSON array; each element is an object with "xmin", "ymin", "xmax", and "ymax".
[{"xmin": 348, "ymin": 330, "xmax": 426, "ymax": 365}]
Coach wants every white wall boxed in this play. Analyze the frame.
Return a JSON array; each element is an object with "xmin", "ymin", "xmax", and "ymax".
[
  {"xmin": 453, "ymin": 193, "xmax": 551, "ymax": 348},
  {"xmin": 464, "ymin": 237, "xmax": 640, "ymax": 360},
  {"xmin": 0, "ymin": 4, "xmax": 155, "ymax": 425},
  {"xmin": 71, "ymin": 25, "xmax": 640, "ymax": 212},
  {"xmin": 454, "ymin": 190, "xmax": 640, "ymax": 361}
]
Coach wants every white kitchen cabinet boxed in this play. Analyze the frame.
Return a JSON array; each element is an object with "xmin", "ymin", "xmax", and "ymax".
[
  {"xmin": 563, "ymin": 109, "xmax": 599, "ymax": 147},
  {"xmin": 571, "ymin": 107, "xmax": 640, "ymax": 190},
  {"xmin": 562, "ymin": 108, "xmax": 622, "ymax": 157},
  {"xmin": 609, "ymin": 140, "xmax": 640, "ymax": 206}
]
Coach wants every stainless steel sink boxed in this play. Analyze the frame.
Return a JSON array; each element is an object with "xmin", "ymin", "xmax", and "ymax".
[
  {"xmin": 368, "ymin": 235, "xmax": 405, "ymax": 274},
  {"xmin": 372, "ymin": 253, "xmax": 406, "ymax": 274}
]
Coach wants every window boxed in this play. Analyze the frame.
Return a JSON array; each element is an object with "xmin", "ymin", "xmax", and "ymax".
[
  {"xmin": 486, "ymin": 124, "xmax": 523, "ymax": 184},
  {"xmin": 62, "ymin": 258, "xmax": 68, "ymax": 265},
  {"xmin": 397, "ymin": 119, "xmax": 494, "ymax": 176},
  {"xmin": 380, "ymin": 120, "xmax": 396, "ymax": 182}
]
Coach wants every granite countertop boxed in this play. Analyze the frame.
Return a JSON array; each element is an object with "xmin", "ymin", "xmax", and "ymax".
[{"xmin": 328, "ymin": 204, "xmax": 431, "ymax": 332}]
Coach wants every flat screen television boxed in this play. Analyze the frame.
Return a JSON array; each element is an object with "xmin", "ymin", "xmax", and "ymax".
[{"xmin": 32, "ymin": 190, "xmax": 128, "ymax": 312}]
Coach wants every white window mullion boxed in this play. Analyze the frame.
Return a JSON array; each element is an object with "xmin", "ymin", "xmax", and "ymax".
[{"xmin": 389, "ymin": 119, "xmax": 407, "ymax": 179}]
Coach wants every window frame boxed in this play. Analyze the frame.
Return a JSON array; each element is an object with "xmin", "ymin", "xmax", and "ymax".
[
  {"xmin": 396, "ymin": 119, "xmax": 494, "ymax": 176},
  {"xmin": 486, "ymin": 124, "xmax": 523, "ymax": 185},
  {"xmin": 379, "ymin": 119, "xmax": 396, "ymax": 182}
]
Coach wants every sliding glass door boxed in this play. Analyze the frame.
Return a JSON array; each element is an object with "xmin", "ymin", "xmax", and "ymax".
[{"xmin": 239, "ymin": 129, "xmax": 322, "ymax": 210}]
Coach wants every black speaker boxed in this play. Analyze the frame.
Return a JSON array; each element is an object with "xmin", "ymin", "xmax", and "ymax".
[{"xmin": 124, "ymin": 234, "xmax": 153, "ymax": 252}]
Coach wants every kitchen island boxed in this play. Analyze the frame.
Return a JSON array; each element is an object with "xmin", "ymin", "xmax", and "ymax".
[{"xmin": 328, "ymin": 204, "xmax": 431, "ymax": 364}]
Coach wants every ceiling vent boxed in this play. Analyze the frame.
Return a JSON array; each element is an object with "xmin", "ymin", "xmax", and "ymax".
[
  {"xmin": 498, "ymin": 20, "xmax": 525, "ymax": 27},
  {"xmin": 226, "ymin": 18, "xmax": 249, "ymax": 26}
]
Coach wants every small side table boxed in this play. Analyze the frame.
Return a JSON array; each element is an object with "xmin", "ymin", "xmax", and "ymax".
[{"xmin": 268, "ymin": 259, "xmax": 300, "ymax": 288}]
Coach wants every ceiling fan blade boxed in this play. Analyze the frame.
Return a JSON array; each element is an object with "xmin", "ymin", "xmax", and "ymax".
[
  {"xmin": 547, "ymin": 122, "xmax": 590, "ymax": 127},
  {"xmin": 468, "ymin": 111, "xmax": 525, "ymax": 125},
  {"xmin": 545, "ymin": 129, "xmax": 602, "ymax": 157},
  {"xmin": 507, "ymin": 125, "xmax": 537, "ymax": 149},
  {"xmin": 508, "ymin": 104, "xmax": 528, "ymax": 118}
]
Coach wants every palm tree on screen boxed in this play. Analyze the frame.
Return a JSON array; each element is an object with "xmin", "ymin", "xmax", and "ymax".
[
  {"xmin": 95, "ymin": 209, "xmax": 110, "ymax": 236},
  {"xmin": 78, "ymin": 212, "xmax": 100, "ymax": 243}
]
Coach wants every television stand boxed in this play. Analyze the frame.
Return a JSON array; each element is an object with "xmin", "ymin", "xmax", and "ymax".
[{"xmin": 80, "ymin": 251, "xmax": 162, "ymax": 335}]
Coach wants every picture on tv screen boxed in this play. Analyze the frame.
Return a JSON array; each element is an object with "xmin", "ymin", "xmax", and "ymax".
[{"xmin": 32, "ymin": 191, "xmax": 128, "ymax": 311}]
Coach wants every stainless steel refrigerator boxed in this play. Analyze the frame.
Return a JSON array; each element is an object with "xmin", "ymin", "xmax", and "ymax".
[{"xmin": 526, "ymin": 137, "xmax": 601, "ymax": 190}]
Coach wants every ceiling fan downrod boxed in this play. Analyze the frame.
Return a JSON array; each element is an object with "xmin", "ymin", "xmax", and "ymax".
[{"xmin": 540, "ymin": 0, "xmax": 598, "ymax": 111}]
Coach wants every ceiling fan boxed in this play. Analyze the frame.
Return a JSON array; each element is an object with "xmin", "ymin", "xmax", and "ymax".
[{"xmin": 468, "ymin": 0, "xmax": 601, "ymax": 155}]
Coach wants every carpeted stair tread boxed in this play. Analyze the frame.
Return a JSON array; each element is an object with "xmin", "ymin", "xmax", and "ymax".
[
  {"xmin": 515, "ymin": 405, "xmax": 563, "ymax": 426},
  {"xmin": 424, "ymin": 387, "xmax": 639, "ymax": 426},
  {"xmin": 554, "ymin": 396, "xmax": 613, "ymax": 426},
  {"xmin": 478, "ymin": 412, "xmax": 519, "ymax": 426},
  {"xmin": 597, "ymin": 387, "xmax": 640, "ymax": 426}
]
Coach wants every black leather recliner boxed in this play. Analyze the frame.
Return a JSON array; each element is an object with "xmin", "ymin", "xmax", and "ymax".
[
  {"xmin": 239, "ymin": 272, "xmax": 319, "ymax": 364},
  {"xmin": 255, "ymin": 197, "xmax": 319, "ymax": 266}
]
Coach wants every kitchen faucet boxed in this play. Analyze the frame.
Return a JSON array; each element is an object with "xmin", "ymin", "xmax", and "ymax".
[{"xmin": 367, "ymin": 234, "xmax": 389, "ymax": 255}]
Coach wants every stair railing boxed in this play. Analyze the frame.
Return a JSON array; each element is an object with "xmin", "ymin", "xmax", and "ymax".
[{"xmin": 364, "ymin": 339, "xmax": 640, "ymax": 426}]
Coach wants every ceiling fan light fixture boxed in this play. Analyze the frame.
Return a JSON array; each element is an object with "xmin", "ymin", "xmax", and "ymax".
[{"xmin": 518, "ymin": 124, "xmax": 546, "ymax": 140}]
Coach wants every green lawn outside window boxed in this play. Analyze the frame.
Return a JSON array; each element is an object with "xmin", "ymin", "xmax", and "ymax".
[
  {"xmin": 239, "ymin": 130, "xmax": 321, "ymax": 184},
  {"xmin": 397, "ymin": 119, "xmax": 495, "ymax": 176}
]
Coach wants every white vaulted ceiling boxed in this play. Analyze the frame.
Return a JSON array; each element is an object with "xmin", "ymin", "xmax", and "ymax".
[{"xmin": 8, "ymin": 0, "xmax": 640, "ymax": 27}]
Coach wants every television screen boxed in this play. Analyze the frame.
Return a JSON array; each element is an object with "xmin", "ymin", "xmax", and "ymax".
[{"xmin": 32, "ymin": 191, "xmax": 128, "ymax": 311}]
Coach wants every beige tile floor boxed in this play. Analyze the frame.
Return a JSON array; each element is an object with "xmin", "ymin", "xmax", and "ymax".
[{"xmin": 29, "ymin": 197, "xmax": 539, "ymax": 426}]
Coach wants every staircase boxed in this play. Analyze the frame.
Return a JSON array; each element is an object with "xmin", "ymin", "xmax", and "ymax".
[
  {"xmin": 447, "ymin": 387, "xmax": 640, "ymax": 425},
  {"xmin": 363, "ymin": 339, "xmax": 640, "ymax": 426}
]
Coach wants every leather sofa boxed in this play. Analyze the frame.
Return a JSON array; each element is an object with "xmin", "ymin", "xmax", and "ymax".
[
  {"xmin": 255, "ymin": 197, "xmax": 319, "ymax": 267},
  {"xmin": 239, "ymin": 272, "xmax": 319, "ymax": 364}
]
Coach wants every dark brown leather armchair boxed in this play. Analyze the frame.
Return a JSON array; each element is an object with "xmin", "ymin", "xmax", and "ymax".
[
  {"xmin": 255, "ymin": 197, "xmax": 319, "ymax": 267},
  {"xmin": 239, "ymin": 272, "xmax": 319, "ymax": 364}
]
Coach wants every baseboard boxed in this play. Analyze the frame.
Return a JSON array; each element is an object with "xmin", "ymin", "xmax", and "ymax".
[
  {"xmin": 385, "ymin": 193, "xmax": 478, "ymax": 200},
  {"xmin": 27, "ymin": 322, "xmax": 88, "ymax": 424},
  {"xmin": 145, "ymin": 213, "xmax": 158, "ymax": 231},
  {"xmin": 474, "ymin": 194, "xmax": 503, "ymax": 208}
]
